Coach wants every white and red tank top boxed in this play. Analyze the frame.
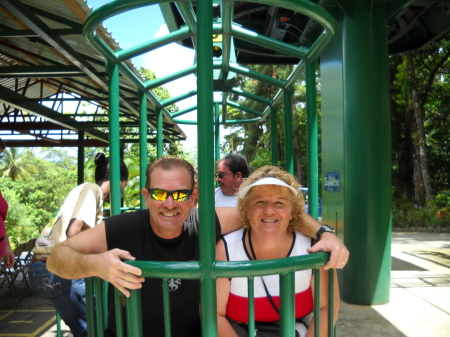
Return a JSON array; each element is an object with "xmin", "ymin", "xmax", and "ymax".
[{"xmin": 222, "ymin": 228, "xmax": 313, "ymax": 322}]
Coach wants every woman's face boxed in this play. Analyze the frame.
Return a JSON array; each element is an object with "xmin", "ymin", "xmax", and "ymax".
[{"xmin": 246, "ymin": 185, "xmax": 293, "ymax": 236}]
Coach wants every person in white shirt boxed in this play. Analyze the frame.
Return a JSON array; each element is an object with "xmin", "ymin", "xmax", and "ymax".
[{"xmin": 215, "ymin": 154, "xmax": 250, "ymax": 207}]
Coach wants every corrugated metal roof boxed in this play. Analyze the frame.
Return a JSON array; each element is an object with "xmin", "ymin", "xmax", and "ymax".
[{"xmin": 0, "ymin": 0, "xmax": 185, "ymax": 147}]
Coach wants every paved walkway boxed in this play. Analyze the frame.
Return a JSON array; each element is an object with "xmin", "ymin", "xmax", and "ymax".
[{"xmin": 1, "ymin": 232, "xmax": 449, "ymax": 336}]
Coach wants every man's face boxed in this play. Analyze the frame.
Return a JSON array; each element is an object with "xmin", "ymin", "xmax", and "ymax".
[
  {"xmin": 143, "ymin": 167, "xmax": 197, "ymax": 239},
  {"xmin": 216, "ymin": 161, "xmax": 243, "ymax": 196}
]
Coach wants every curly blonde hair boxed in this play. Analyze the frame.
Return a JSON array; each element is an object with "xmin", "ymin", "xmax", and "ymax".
[{"xmin": 237, "ymin": 165, "xmax": 305, "ymax": 231}]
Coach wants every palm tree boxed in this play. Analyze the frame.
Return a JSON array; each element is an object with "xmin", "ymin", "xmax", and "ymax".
[{"xmin": 0, "ymin": 148, "xmax": 37, "ymax": 181}]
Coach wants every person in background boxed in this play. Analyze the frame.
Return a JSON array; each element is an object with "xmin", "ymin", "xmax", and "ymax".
[
  {"xmin": 0, "ymin": 138, "xmax": 15, "ymax": 268},
  {"xmin": 29, "ymin": 153, "xmax": 128, "ymax": 337},
  {"xmin": 215, "ymin": 154, "xmax": 250, "ymax": 207},
  {"xmin": 216, "ymin": 165, "xmax": 340, "ymax": 337}
]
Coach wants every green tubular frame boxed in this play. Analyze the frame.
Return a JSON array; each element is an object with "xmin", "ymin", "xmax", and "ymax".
[{"xmin": 83, "ymin": 0, "xmax": 338, "ymax": 336}]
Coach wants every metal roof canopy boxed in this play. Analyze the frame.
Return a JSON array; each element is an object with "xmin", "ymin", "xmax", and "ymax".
[
  {"xmin": 163, "ymin": 0, "xmax": 450, "ymax": 63},
  {"xmin": 0, "ymin": 0, "xmax": 186, "ymax": 148}
]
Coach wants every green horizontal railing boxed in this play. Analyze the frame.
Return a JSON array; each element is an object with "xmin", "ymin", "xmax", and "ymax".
[{"xmin": 86, "ymin": 252, "xmax": 335, "ymax": 337}]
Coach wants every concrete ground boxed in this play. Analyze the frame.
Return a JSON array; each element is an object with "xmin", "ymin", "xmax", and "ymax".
[{"xmin": 1, "ymin": 232, "xmax": 449, "ymax": 336}]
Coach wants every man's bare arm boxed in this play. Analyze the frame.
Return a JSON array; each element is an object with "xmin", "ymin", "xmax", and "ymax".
[
  {"xmin": 215, "ymin": 207, "xmax": 240, "ymax": 235},
  {"xmin": 301, "ymin": 214, "xmax": 349, "ymax": 270},
  {"xmin": 47, "ymin": 223, "xmax": 144, "ymax": 297}
]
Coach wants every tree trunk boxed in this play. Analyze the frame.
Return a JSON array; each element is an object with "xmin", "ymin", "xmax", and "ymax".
[
  {"xmin": 407, "ymin": 100, "xmax": 425, "ymax": 205},
  {"xmin": 292, "ymin": 97, "xmax": 303, "ymax": 185},
  {"xmin": 405, "ymin": 53, "xmax": 434, "ymax": 201}
]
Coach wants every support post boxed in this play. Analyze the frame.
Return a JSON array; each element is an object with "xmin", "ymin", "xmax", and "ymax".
[
  {"xmin": 156, "ymin": 107, "xmax": 163, "ymax": 158},
  {"xmin": 138, "ymin": 89, "xmax": 148, "ymax": 208},
  {"xmin": 306, "ymin": 60, "xmax": 319, "ymax": 220},
  {"xmin": 284, "ymin": 89, "xmax": 293, "ymax": 174},
  {"xmin": 106, "ymin": 61, "xmax": 121, "ymax": 216},
  {"xmin": 270, "ymin": 106, "xmax": 278, "ymax": 165},
  {"xmin": 77, "ymin": 131, "xmax": 84, "ymax": 185}
]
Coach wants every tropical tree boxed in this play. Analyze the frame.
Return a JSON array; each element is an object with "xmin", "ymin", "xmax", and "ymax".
[{"xmin": 0, "ymin": 147, "xmax": 37, "ymax": 181}]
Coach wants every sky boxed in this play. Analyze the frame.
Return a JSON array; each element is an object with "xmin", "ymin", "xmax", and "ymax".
[{"xmin": 87, "ymin": 0, "xmax": 202, "ymax": 150}]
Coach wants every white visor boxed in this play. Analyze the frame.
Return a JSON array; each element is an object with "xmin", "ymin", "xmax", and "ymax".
[{"xmin": 238, "ymin": 177, "xmax": 297, "ymax": 199}]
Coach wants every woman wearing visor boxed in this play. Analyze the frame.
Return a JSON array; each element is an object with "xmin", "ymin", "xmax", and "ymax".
[{"xmin": 216, "ymin": 165, "xmax": 340, "ymax": 337}]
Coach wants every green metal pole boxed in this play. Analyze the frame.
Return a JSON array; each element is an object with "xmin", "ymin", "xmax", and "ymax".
[
  {"xmin": 196, "ymin": 0, "xmax": 217, "ymax": 336},
  {"xmin": 342, "ymin": 1, "xmax": 391, "ymax": 304},
  {"xmin": 314, "ymin": 269, "xmax": 320, "ymax": 337},
  {"xmin": 138, "ymin": 89, "xmax": 147, "ymax": 208},
  {"xmin": 77, "ymin": 131, "xmax": 84, "ymax": 185},
  {"xmin": 306, "ymin": 60, "xmax": 319, "ymax": 220},
  {"xmin": 215, "ymin": 102, "xmax": 221, "ymax": 162},
  {"xmin": 106, "ymin": 60, "xmax": 121, "ymax": 216},
  {"xmin": 126, "ymin": 290, "xmax": 143, "ymax": 337},
  {"xmin": 271, "ymin": 106, "xmax": 278, "ymax": 165},
  {"xmin": 156, "ymin": 107, "xmax": 163, "ymax": 158},
  {"xmin": 247, "ymin": 278, "xmax": 255, "ymax": 337},
  {"xmin": 279, "ymin": 272, "xmax": 295, "ymax": 337},
  {"xmin": 284, "ymin": 89, "xmax": 294, "ymax": 174}
]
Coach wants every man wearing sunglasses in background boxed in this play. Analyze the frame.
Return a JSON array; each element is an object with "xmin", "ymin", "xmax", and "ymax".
[
  {"xmin": 48, "ymin": 156, "xmax": 349, "ymax": 337},
  {"xmin": 215, "ymin": 154, "xmax": 250, "ymax": 207}
]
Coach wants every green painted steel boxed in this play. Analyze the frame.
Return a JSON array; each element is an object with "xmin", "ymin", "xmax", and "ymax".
[
  {"xmin": 126, "ymin": 290, "xmax": 143, "ymax": 336},
  {"xmin": 215, "ymin": 102, "xmax": 221, "ymax": 162},
  {"xmin": 279, "ymin": 272, "xmax": 295, "ymax": 336},
  {"xmin": 328, "ymin": 269, "xmax": 335, "ymax": 337},
  {"xmin": 341, "ymin": 0, "xmax": 391, "ymax": 305},
  {"xmin": 196, "ymin": 1, "xmax": 217, "ymax": 335},
  {"xmin": 82, "ymin": 0, "xmax": 341, "ymax": 335},
  {"xmin": 85, "ymin": 278, "xmax": 96, "ymax": 336},
  {"xmin": 94, "ymin": 277, "xmax": 105, "ymax": 336},
  {"xmin": 247, "ymin": 278, "xmax": 255, "ymax": 337},
  {"xmin": 56, "ymin": 312, "xmax": 61, "ymax": 337},
  {"xmin": 156, "ymin": 107, "xmax": 163, "ymax": 158},
  {"xmin": 77, "ymin": 131, "xmax": 84, "ymax": 185},
  {"xmin": 271, "ymin": 106, "xmax": 278, "ymax": 165},
  {"xmin": 314, "ymin": 269, "xmax": 320, "ymax": 336},
  {"xmin": 306, "ymin": 60, "xmax": 319, "ymax": 220},
  {"xmin": 162, "ymin": 279, "xmax": 172, "ymax": 336},
  {"xmin": 114, "ymin": 288, "xmax": 124, "ymax": 337},
  {"xmin": 284, "ymin": 88, "xmax": 294, "ymax": 174},
  {"xmin": 138, "ymin": 89, "xmax": 147, "ymax": 207},
  {"xmin": 106, "ymin": 61, "xmax": 121, "ymax": 216}
]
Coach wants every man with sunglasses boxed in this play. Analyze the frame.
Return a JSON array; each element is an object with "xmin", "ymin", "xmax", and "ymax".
[
  {"xmin": 215, "ymin": 154, "xmax": 250, "ymax": 207},
  {"xmin": 48, "ymin": 156, "xmax": 348, "ymax": 337}
]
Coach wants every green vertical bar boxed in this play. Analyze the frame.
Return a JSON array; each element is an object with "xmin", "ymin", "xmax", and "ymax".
[
  {"xmin": 197, "ymin": 0, "xmax": 216, "ymax": 336},
  {"xmin": 162, "ymin": 279, "xmax": 172, "ymax": 336},
  {"xmin": 126, "ymin": 290, "xmax": 143, "ymax": 337},
  {"xmin": 247, "ymin": 277, "xmax": 255, "ymax": 337},
  {"xmin": 342, "ymin": 0, "xmax": 391, "ymax": 305},
  {"xmin": 156, "ymin": 107, "xmax": 163, "ymax": 158},
  {"xmin": 314, "ymin": 269, "xmax": 320, "ymax": 337},
  {"xmin": 328, "ymin": 269, "xmax": 335, "ymax": 337},
  {"xmin": 103, "ymin": 281, "xmax": 108, "ymax": 327},
  {"xmin": 138, "ymin": 89, "xmax": 148, "ymax": 208},
  {"xmin": 106, "ymin": 61, "xmax": 121, "ymax": 216},
  {"xmin": 56, "ymin": 312, "xmax": 62, "ymax": 337},
  {"xmin": 114, "ymin": 288, "xmax": 124, "ymax": 337},
  {"xmin": 284, "ymin": 89, "xmax": 293, "ymax": 174},
  {"xmin": 215, "ymin": 102, "xmax": 221, "ymax": 162},
  {"xmin": 77, "ymin": 131, "xmax": 84, "ymax": 185},
  {"xmin": 306, "ymin": 60, "xmax": 319, "ymax": 220},
  {"xmin": 279, "ymin": 272, "xmax": 295, "ymax": 337},
  {"xmin": 94, "ymin": 278, "xmax": 105, "ymax": 337},
  {"xmin": 271, "ymin": 107, "xmax": 278, "ymax": 165},
  {"xmin": 85, "ymin": 278, "xmax": 96, "ymax": 337}
]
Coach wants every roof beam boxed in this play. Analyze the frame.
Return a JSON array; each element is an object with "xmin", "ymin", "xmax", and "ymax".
[
  {"xmin": 0, "ymin": 84, "xmax": 109, "ymax": 143},
  {"xmin": 0, "ymin": 28, "xmax": 82, "ymax": 38},
  {"xmin": 1, "ymin": 0, "xmax": 108, "ymax": 90},
  {"xmin": 0, "ymin": 65, "xmax": 107, "ymax": 78}
]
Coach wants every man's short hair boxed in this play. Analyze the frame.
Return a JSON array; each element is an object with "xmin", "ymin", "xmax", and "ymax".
[
  {"xmin": 146, "ymin": 156, "xmax": 195, "ymax": 189},
  {"xmin": 219, "ymin": 154, "xmax": 250, "ymax": 178}
]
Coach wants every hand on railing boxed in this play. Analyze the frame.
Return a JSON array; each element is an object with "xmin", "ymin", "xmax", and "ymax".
[{"xmin": 308, "ymin": 233, "xmax": 349, "ymax": 270}]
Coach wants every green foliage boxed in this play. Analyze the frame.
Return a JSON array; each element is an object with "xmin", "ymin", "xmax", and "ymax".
[
  {"xmin": 0, "ymin": 148, "xmax": 38, "ymax": 181},
  {"xmin": 1, "ymin": 150, "xmax": 78, "ymax": 249}
]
